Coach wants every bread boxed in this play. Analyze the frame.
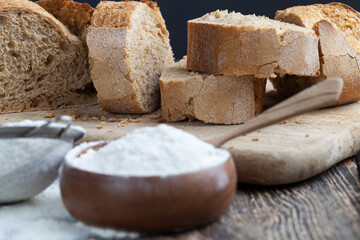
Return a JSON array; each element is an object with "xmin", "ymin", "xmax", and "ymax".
[
  {"xmin": 186, "ymin": 10, "xmax": 320, "ymax": 79},
  {"xmin": 87, "ymin": 0, "xmax": 174, "ymax": 114},
  {"xmin": 160, "ymin": 58, "xmax": 266, "ymax": 124},
  {"xmin": 273, "ymin": 3, "xmax": 360, "ymax": 105},
  {"xmin": 36, "ymin": 0, "xmax": 93, "ymax": 41},
  {"xmin": 0, "ymin": 0, "xmax": 96, "ymax": 113}
]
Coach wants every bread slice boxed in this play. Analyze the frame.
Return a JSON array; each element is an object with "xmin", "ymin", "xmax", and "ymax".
[
  {"xmin": 87, "ymin": 0, "xmax": 174, "ymax": 114},
  {"xmin": 273, "ymin": 3, "xmax": 360, "ymax": 105},
  {"xmin": 36, "ymin": 0, "xmax": 93, "ymax": 41},
  {"xmin": 0, "ymin": 0, "xmax": 96, "ymax": 113},
  {"xmin": 187, "ymin": 10, "xmax": 320, "ymax": 78},
  {"xmin": 160, "ymin": 58, "xmax": 266, "ymax": 124}
]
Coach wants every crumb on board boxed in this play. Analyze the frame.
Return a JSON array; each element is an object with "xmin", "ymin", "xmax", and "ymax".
[
  {"xmin": 338, "ymin": 117, "xmax": 347, "ymax": 120},
  {"xmin": 338, "ymin": 121, "xmax": 341, "ymax": 124},
  {"xmin": 252, "ymin": 138, "xmax": 259, "ymax": 142},
  {"xmin": 108, "ymin": 131, "xmax": 113, "ymax": 133},
  {"xmin": 108, "ymin": 118, "xmax": 119, "ymax": 122},
  {"xmin": 97, "ymin": 122, "xmax": 106, "ymax": 129},
  {"xmin": 129, "ymin": 118, "xmax": 142, "ymax": 123},
  {"xmin": 228, "ymin": 146, "xmax": 234, "ymax": 150},
  {"xmin": 43, "ymin": 113, "xmax": 55, "ymax": 118},
  {"xmin": 333, "ymin": 131, "xmax": 337, "ymax": 134},
  {"xmin": 306, "ymin": 134, "xmax": 310, "ymax": 137},
  {"xmin": 91, "ymin": 117, "xmax": 99, "ymax": 121},
  {"xmin": 81, "ymin": 116, "xmax": 89, "ymax": 121},
  {"xmin": 100, "ymin": 116, "xmax": 106, "ymax": 121},
  {"xmin": 258, "ymin": 129, "xmax": 263, "ymax": 133},
  {"xmin": 280, "ymin": 120, "xmax": 288, "ymax": 124}
]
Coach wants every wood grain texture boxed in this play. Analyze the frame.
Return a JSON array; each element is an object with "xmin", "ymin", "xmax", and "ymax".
[{"xmin": 139, "ymin": 158, "xmax": 360, "ymax": 240}]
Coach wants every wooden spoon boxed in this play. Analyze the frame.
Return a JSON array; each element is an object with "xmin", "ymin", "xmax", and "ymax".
[{"xmin": 208, "ymin": 78, "xmax": 344, "ymax": 147}]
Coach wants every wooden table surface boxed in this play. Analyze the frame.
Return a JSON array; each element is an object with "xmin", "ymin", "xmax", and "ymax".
[{"xmin": 140, "ymin": 157, "xmax": 360, "ymax": 240}]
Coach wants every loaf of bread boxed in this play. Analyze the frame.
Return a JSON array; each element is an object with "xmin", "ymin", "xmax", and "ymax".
[
  {"xmin": 272, "ymin": 3, "xmax": 360, "ymax": 105},
  {"xmin": 187, "ymin": 10, "xmax": 320, "ymax": 78},
  {"xmin": 87, "ymin": 0, "xmax": 174, "ymax": 114},
  {"xmin": 160, "ymin": 58, "xmax": 266, "ymax": 124},
  {"xmin": 0, "ymin": 0, "xmax": 96, "ymax": 113}
]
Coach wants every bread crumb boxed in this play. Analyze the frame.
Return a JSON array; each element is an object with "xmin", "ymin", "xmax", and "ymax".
[
  {"xmin": 70, "ymin": 115, "xmax": 76, "ymax": 120},
  {"xmin": 306, "ymin": 134, "xmax": 310, "ymax": 137},
  {"xmin": 108, "ymin": 118, "xmax": 119, "ymax": 122},
  {"xmin": 81, "ymin": 116, "xmax": 89, "ymax": 121},
  {"xmin": 129, "ymin": 118, "xmax": 142, "ymax": 123},
  {"xmin": 91, "ymin": 117, "xmax": 99, "ymax": 121},
  {"xmin": 119, "ymin": 119, "xmax": 128, "ymax": 125},
  {"xmin": 97, "ymin": 122, "xmax": 106, "ymax": 129},
  {"xmin": 43, "ymin": 113, "xmax": 55, "ymax": 118},
  {"xmin": 108, "ymin": 131, "xmax": 113, "ymax": 133},
  {"xmin": 338, "ymin": 117, "xmax": 347, "ymax": 120},
  {"xmin": 333, "ymin": 131, "xmax": 337, "ymax": 134},
  {"xmin": 100, "ymin": 116, "xmax": 106, "ymax": 121},
  {"xmin": 228, "ymin": 146, "xmax": 234, "ymax": 150},
  {"xmin": 338, "ymin": 121, "xmax": 341, "ymax": 124},
  {"xmin": 280, "ymin": 120, "xmax": 288, "ymax": 124},
  {"xmin": 258, "ymin": 129, "xmax": 263, "ymax": 133},
  {"xmin": 252, "ymin": 138, "xmax": 259, "ymax": 142}
]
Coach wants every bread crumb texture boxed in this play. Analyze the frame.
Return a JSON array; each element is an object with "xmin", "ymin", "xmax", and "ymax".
[
  {"xmin": 187, "ymin": 10, "xmax": 320, "ymax": 78},
  {"xmin": 87, "ymin": 0, "xmax": 174, "ymax": 114},
  {"xmin": 0, "ymin": 0, "xmax": 96, "ymax": 113}
]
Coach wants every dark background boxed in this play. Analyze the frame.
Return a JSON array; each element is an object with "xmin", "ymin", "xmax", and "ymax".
[{"xmin": 65, "ymin": 1, "xmax": 360, "ymax": 59}]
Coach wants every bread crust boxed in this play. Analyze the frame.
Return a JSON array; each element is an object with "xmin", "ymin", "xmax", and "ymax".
[
  {"xmin": 160, "ymin": 59, "xmax": 266, "ymax": 124},
  {"xmin": 87, "ymin": 1, "xmax": 173, "ymax": 114},
  {"xmin": 0, "ymin": 0, "xmax": 95, "ymax": 113},
  {"xmin": 0, "ymin": 0, "xmax": 76, "ymax": 41},
  {"xmin": 36, "ymin": 0, "xmax": 94, "ymax": 40},
  {"xmin": 273, "ymin": 3, "xmax": 360, "ymax": 105},
  {"xmin": 187, "ymin": 14, "xmax": 320, "ymax": 78}
]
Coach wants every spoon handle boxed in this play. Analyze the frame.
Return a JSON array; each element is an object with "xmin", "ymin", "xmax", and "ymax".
[{"xmin": 208, "ymin": 78, "xmax": 344, "ymax": 147}]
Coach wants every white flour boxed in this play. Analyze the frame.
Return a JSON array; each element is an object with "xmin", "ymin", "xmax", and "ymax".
[
  {"xmin": 68, "ymin": 124, "xmax": 230, "ymax": 176},
  {"xmin": 0, "ymin": 138, "xmax": 67, "ymax": 175},
  {"xmin": 0, "ymin": 182, "xmax": 138, "ymax": 240}
]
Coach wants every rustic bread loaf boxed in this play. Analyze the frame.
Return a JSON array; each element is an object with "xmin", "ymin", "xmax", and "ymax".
[
  {"xmin": 187, "ymin": 10, "xmax": 320, "ymax": 79},
  {"xmin": 160, "ymin": 58, "xmax": 266, "ymax": 124},
  {"xmin": 0, "ymin": 0, "xmax": 96, "ymax": 113},
  {"xmin": 87, "ymin": 0, "xmax": 174, "ymax": 114},
  {"xmin": 273, "ymin": 3, "xmax": 360, "ymax": 105}
]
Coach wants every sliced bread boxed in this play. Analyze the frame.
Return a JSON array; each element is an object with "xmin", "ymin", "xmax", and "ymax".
[
  {"xmin": 273, "ymin": 3, "xmax": 360, "ymax": 105},
  {"xmin": 87, "ymin": 0, "xmax": 174, "ymax": 114},
  {"xmin": 160, "ymin": 58, "xmax": 266, "ymax": 124},
  {"xmin": 187, "ymin": 10, "xmax": 320, "ymax": 78},
  {"xmin": 0, "ymin": 0, "xmax": 96, "ymax": 113}
]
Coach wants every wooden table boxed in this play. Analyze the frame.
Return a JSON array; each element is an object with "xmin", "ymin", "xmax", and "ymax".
[{"xmin": 144, "ymin": 158, "xmax": 360, "ymax": 240}]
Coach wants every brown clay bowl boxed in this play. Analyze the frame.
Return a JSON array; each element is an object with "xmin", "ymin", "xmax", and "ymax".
[{"xmin": 60, "ymin": 141, "xmax": 237, "ymax": 233}]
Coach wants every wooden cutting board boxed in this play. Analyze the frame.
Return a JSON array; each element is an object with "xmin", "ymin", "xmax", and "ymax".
[{"xmin": 1, "ymin": 97, "xmax": 360, "ymax": 186}]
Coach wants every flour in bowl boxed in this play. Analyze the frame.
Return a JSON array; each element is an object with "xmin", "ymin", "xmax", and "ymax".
[{"xmin": 68, "ymin": 124, "xmax": 230, "ymax": 176}]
